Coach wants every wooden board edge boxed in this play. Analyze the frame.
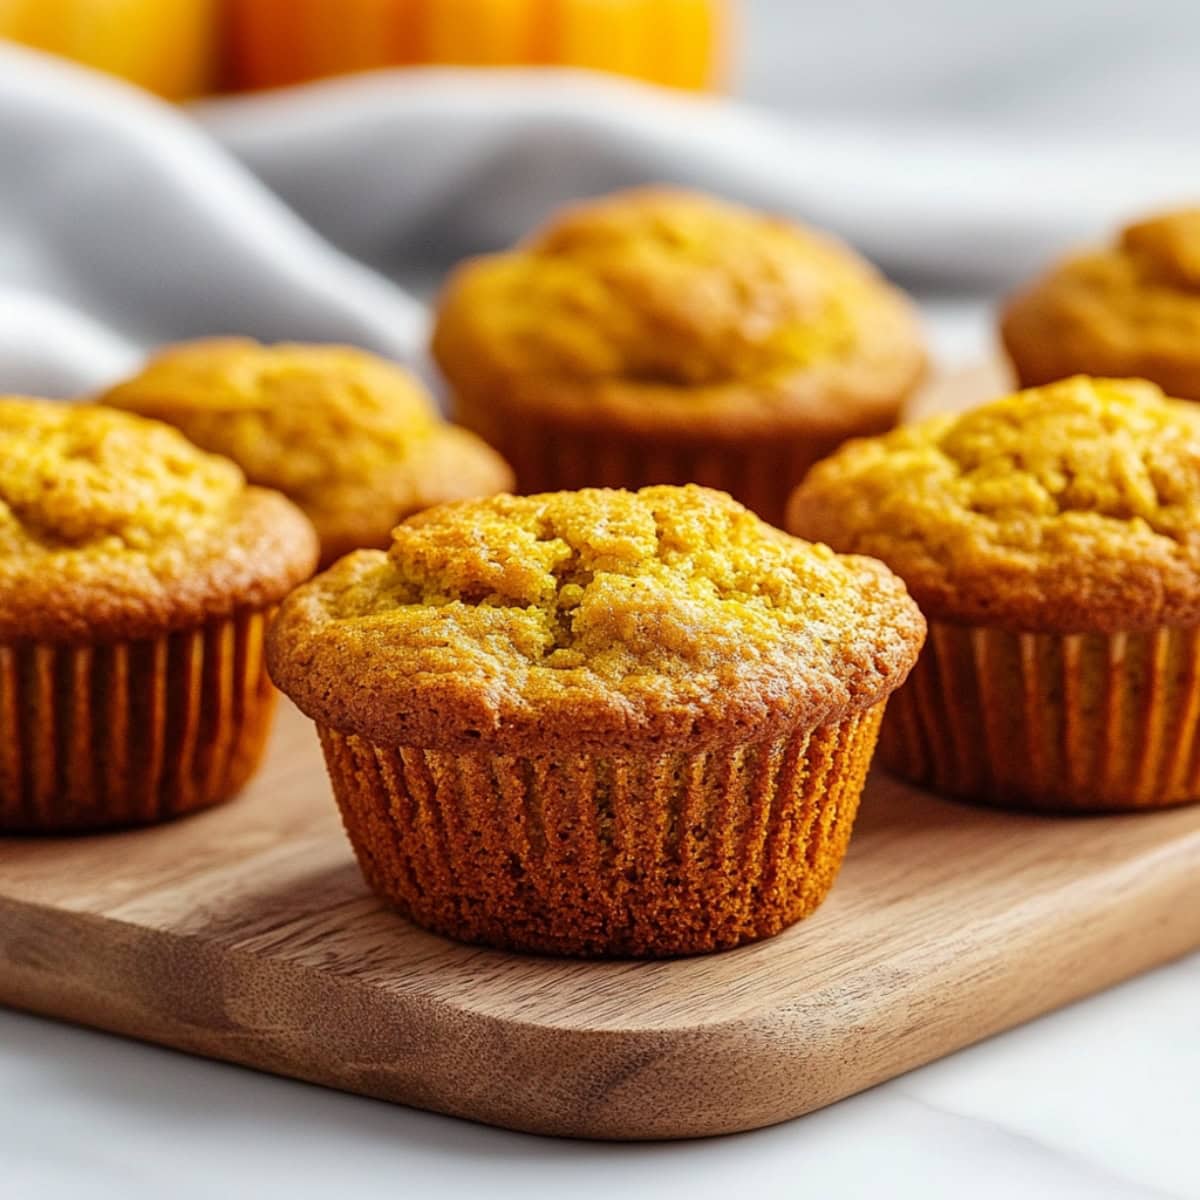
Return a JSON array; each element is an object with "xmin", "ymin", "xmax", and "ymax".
[{"xmin": 3, "ymin": 853, "xmax": 1198, "ymax": 1142}]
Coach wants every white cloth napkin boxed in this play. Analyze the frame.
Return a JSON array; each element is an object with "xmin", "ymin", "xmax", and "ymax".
[
  {"xmin": 3, "ymin": 40, "xmax": 1200, "ymax": 398},
  {"xmin": 0, "ymin": 47, "xmax": 427, "ymax": 396}
]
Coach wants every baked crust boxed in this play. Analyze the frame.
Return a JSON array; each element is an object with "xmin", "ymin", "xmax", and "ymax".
[
  {"xmin": 101, "ymin": 338, "xmax": 514, "ymax": 566},
  {"xmin": 0, "ymin": 398, "xmax": 318, "ymax": 643},
  {"xmin": 432, "ymin": 188, "xmax": 926, "ymax": 442},
  {"xmin": 787, "ymin": 376, "xmax": 1200, "ymax": 634},
  {"xmin": 1002, "ymin": 208, "xmax": 1200, "ymax": 400},
  {"xmin": 267, "ymin": 484, "xmax": 925, "ymax": 754}
]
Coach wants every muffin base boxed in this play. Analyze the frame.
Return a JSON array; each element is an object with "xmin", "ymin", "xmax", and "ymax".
[
  {"xmin": 477, "ymin": 416, "xmax": 892, "ymax": 531},
  {"xmin": 318, "ymin": 702, "xmax": 884, "ymax": 958},
  {"xmin": 0, "ymin": 610, "xmax": 277, "ymax": 832},
  {"xmin": 881, "ymin": 621, "xmax": 1200, "ymax": 812}
]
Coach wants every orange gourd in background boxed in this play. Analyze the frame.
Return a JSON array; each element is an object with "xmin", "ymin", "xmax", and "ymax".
[
  {"xmin": 226, "ymin": 0, "xmax": 729, "ymax": 92},
  {"xmin": 0, "ymin": 0, "xmax": 731, "ymax": 97},
  {"xmin": 0, "ymin": 0, "xmax": 219, "ymax": 99},
  {"xmin": 546, "ymin": 0, "xmax": 722, "ymax": 91}
]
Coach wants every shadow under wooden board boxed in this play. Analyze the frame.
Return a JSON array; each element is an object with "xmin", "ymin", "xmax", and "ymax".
[{"xmin": 1, "ymin": 363, "xmax": 1199, "ymax": 1141}]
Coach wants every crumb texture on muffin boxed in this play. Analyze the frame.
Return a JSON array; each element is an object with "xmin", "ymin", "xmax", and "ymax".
[
  {"xmin": 1, "ymin": 397, "xmax": 243, "ymax": 551},
  {"xmin": 103, "ymin": 340, "xmax": 436, "ymax": 491},
  {"xmin": 1002, "ymin": 209, "xmax": 1200, "ymax": 398},
  {"xmin": 442, "ymin": 189, "xmax": 862, "ymax": 384},
  {"xmin": 269, "ymin": 484, "xmax": 924, "ymax": 752},
  {"xmin": 788, "ymin": 376, "xmax": 1200, "ymax": 633},
  {"xmin": 0, "ymin": 397, "xmax": 317, "ymax": 642},
  {"xmin": 102, "ymin": 339, "xmax": 515, "ymax": 563},
  {"xmin": 433, "ymin": 188, "xmax": 925, "ymax": 436}
]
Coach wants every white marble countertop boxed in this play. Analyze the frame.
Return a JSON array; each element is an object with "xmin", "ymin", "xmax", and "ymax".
[{"xmin": 1, "ymin": 951, "xmax": 1196, "ymax": 1200}]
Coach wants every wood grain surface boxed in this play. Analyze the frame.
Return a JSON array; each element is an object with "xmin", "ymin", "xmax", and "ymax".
[{"xmin": 1, "ymin": 363, "xmax": 1198, "ymax": 1140}]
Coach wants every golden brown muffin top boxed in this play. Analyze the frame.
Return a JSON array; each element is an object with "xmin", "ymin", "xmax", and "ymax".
[
  {"xmin": 432, "ymin": 188, "xmax": 925, "ymax": 437},
  {"xmin": 787, "ymin": 376, "xmax": 1200, "ymax": 633},
  {"xmin": 1002, "ymin": 209, "xmax": 1200, "ymax": 400},
  {"xmin": 0, "ymin": 398, "xmax": 318, "ymax": 642},
  {"xmin": 268, "ymin": 484, "xmax": 924, "ymax": 753},
  {"xmin": 101, "ymin": 339, "xmax": 515, "ymax": 565}
]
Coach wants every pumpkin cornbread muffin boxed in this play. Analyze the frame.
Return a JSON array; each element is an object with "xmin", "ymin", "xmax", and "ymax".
[
  {"xmin": 0, "ymin": 398, "xmax": 317, "ymax": 831},
  {"xmin": 101, "ymin": 339, "xmax": 514, "ymax": 567},
  {"xmin": 787, "ymin": 375, "xmax": 1200, "ymax": 813},
  {"xmin": 432, "ymin": 188, "xmax": 926, "ymax": 527},
  {"xmin": 1002, "ymin": 208, "xmax": 1200, "ymax": 399},
  {"xmin": 268, "ymin": 484, "xmax": 924, "ymax": 957}
]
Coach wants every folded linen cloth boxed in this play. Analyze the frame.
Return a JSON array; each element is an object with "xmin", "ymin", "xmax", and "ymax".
[
  {"xmin": 0, "ymin": 47, "xmax": 427, "ymax": 396},
  {"xmin": 2, "ymin": 40, "xmax": 1199, "ymax": 399}
]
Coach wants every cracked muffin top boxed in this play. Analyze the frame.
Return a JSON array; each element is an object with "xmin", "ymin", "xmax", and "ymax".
[
  {"xmin": 787, "ymin": 376, "xmax": 1200, "ymax": 633},
  {"xmin": 432, "ymin": 188, "xmax": 926, "ymax": 437},
  {"xmin": 267, "ymin": 484, "xmax": 925, "ymax": 752},
  {"xmin": 0, "ymin": 397, "xmax": 317, "ymax": 642},
  {"xmin": 101, "ymin": 339, "xmax": 515, "ymax": 566},
  {"xmin": 1002, "ymin": 209, "xmax": 1200, "ymax": 400}
]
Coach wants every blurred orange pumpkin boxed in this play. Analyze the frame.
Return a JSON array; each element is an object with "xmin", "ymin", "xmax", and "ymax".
[
  {"xmin": 226, "ymin": 0, "xmax": 730, "ymax": 92},
  {"xmin": 0, "ymin": 0, "xmax": 731, "ymax": 99},
  {"xmin": 0, "ymin": 0, "xmax": 219, "ymax": 99}
]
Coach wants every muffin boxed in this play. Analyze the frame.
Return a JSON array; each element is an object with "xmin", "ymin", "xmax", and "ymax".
[
  {"xmin": 1002, "ymin": 208, "xmax": 1200, "ymax": 399},
  {"xmin": 0, "ymin": 398, "xmax": 317, "ymax": 831},
  {"xmin": 267, "ymin": 484, "xmax": 924, "ymax": 957},
  {"xmin": 101, "ymin": 339, "xmax": 515, "ymax": 568},
  {"xmin": 432, "ymin": 188, "xmax": 926, "ymax": 528},
  {"xmin": 787, "ymin": 375, "xmax": 1200, "ymax": 813}
]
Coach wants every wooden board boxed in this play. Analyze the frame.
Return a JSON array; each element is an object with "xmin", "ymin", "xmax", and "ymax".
[
  {"xmin": 1, "ymin": 362, "xmax": 1198, "ymax": 1140},
  {"xmin": 3, "ymin": 693, "xmax": 1200, "ymax": 1141}
]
